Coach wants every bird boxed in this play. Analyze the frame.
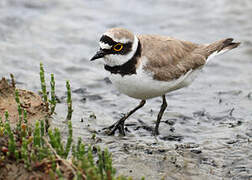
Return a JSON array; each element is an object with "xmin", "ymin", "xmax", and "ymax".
[{"xmin": 90, "ymin": 28, "xmax": 240, "ymax": 136}]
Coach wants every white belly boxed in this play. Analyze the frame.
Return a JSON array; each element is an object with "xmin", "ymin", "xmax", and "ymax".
[{"xmin": 109, "ymin": 67, "xmax": 202, "ymax": 100}]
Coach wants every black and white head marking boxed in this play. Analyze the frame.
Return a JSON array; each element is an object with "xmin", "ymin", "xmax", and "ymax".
[{"xmin": 99, "ymin": 34, "xmax": 139, "ymax": 67}]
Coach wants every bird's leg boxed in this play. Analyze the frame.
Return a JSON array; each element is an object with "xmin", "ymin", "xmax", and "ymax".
[
  {"xmin": 153, "ymin": 95, "xmax": 167, "ymax": 136},
  {"xmin": 104, "ymin": 100, "xmax": 146, "ymax": 136}
]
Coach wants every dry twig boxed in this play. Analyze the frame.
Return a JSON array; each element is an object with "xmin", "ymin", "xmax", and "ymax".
[{"xmin": 43, "ymin": 137, "xmax": 86, "ymax": 179}]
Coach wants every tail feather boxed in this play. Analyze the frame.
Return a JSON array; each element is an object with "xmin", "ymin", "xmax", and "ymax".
[
  {"xmin": 219, "ymin": 38, "xmax": 240, "ymax": 52},
  {"xmin": 204, "ymin": 38, "xmax": 240, "ymax": 62}
]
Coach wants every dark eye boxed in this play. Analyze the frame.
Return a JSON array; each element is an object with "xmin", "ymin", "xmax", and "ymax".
[{"xmin": 113, "ymin": 43, "xmax": 123, "ymax": 51}]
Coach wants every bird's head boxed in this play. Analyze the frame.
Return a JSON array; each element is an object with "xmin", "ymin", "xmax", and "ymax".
[{"xmin": 90, "ymin": 28, "xmax": 138, "ymax": 66}]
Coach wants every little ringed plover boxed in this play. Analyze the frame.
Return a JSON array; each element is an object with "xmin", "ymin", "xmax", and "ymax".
[{"xmin": 90, "ymin": 28, "xmax": 240, "ymax": 136}]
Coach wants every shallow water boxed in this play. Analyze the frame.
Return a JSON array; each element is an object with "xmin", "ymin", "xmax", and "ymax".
[{"xmin": 0, "ymin": 0, "xmax": 252, "ymax": 179}]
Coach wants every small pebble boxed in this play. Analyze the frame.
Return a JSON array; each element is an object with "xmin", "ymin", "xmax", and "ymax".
[{"xmin": 191, "ymin": 149, "xmax": 202, "ymax": 154}]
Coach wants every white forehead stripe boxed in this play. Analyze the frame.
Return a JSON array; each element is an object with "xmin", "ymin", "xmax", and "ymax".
[
  {"xmin": 99, "ymin": 42, "xmax": 112, "ymax": 49},
  {"xmin": 103, "ymin": 32, "xmax": 131, "ymax": 44}
]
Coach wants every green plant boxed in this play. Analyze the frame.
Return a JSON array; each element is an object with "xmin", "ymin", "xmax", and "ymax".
[
  {"xmin": 0, "ymin": 64, "xmax": 135, "ymax": 179},
  {"xmin": 50, "ymin": 74, "xmax": 56, "ymax": 115},
  {"xmin": 66, "ymin": 80, "xmax": 73, "ymax": 120}
]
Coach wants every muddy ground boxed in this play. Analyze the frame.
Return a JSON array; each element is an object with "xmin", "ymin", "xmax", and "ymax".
[
  {"xmin": 0, "ymin": 77, "xmax": 47, "ymax": 125},
  {"xmin": 0, "ymin": 78, "xmax": 51, "ymax": 179}
]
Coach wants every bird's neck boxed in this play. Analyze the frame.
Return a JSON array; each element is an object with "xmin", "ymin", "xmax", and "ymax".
[{"xmin": 104, "ymin": 41, "xmax": 141, "ymax": 77}]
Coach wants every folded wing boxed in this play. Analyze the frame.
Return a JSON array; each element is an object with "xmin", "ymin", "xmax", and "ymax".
[{"xmin": 138, "ymin": 35, "xmax": 240, "ymax": 81}]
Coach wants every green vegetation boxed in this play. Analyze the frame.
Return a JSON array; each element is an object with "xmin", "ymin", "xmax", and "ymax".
[
  {"xmin": 66, "ymin": 80, "xmax": 73, "ymax": 121},
  {"xmin": 0, "ymin": 63, "xmax": 132, "ymax": 180},
  {"xmin": 50, "ymin": 73, "xmax": 56, "ymax": 115}
]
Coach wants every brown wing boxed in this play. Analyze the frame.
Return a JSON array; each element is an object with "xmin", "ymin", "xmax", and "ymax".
[
  {"xmin": 138, "ymin": 35, "xmax": 240, "ymax": 81},
  {"xmin": 138, "ymin": 35, "xmax": 205, "ymax": 81}
]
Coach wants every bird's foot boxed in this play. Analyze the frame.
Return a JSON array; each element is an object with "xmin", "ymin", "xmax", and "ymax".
[
  {"xmin": 102, "ymin": 118, "xmax": 126, "ymax": 136},
  {"xmin": 152, "ymin": 128, "xmax": 160, "ymax": 136}
]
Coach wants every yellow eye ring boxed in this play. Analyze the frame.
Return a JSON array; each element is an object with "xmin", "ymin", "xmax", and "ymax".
[{"xmin": 113, "ymin": 43, "xmax": 123, "ymax": 51}]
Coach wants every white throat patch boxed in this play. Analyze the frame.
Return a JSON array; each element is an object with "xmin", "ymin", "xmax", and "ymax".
[{"xmin": 103, "ymin": 35, "xmax": 139, "ymax": 66}]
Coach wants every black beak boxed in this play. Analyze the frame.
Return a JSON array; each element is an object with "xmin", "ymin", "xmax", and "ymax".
[{"xmin": 90, "ymin": 49, "xmax": 105, "ymax": 61}]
